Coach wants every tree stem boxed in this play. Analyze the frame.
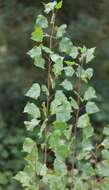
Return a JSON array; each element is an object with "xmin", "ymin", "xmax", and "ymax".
[
  {"xmin": 44, "ymin": 12, "xmax": 55, "ymax": 164},
  {"xmin": 71, "ymin": 59, "xmax": 83, "ymax": 189}
]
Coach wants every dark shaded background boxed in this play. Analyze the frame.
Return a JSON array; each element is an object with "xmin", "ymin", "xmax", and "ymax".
[{"xmin": 0, "ymin": 0, "xmax": 109, "ymax": 189}]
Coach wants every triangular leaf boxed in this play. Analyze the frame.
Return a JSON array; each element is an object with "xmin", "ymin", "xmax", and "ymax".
[
  {"xmin": 59, "ymin": 37, "xmax": 73, "ymax": 54},
  {"xmin": 103, "ymin": 126, "xmax": 109, "ymax": 136},
  {"xmin": 84, "ymin": 87, "xmax": 96, "ymax": 101},
  {"xmin": 34, "ymin": 55, "xmax": 45, "ymax": 69},
  {"xmin": 64, "ymin": 66, "xmax": 75, "ymax": 77},
  {"xmin": 44, "ymin": 1, "xmax": 57, "ymax": 14},
  {"xmin": 14, "ymin": 171, "xmax": 31, "ymax": 188},
  {"xmin": 77, "ymin": 114, "xmax": 90, "ymax": 128},
  {"xmin": 24, "ymin": 119, "xmax": 40, "ymax": 131},
  {"xmin": 26, "ymin": 83, "xmax": 40, "ymax": 100},
  {"xmin": 55, "ymin": 0, "xmax": 63, "ymax": 9},
  {"xmin": 24, "ymin": 102, "xmax": 40, "ymax": 119},
  {"xmin": 56, "ymin": 24, "xmax": 67, "ymax": 38},
  {"xmin": 23, "ymin": 138, "xmax": 36, "ymax": 154},
  {"xmin": 86, "ymin": 101, "xmax": 99, "ymax": 114},
  {"xmin": 85, "ymin": 47, "xmax": 95, "ymax": 63},
  {"xmin": 60, "ymin": 79, "xmax": 73, "ymax": 91},
  {"xmin": 31, "ymin": 26, "xmax": 43, "ymax": 42},
  {"xmin": 36, "ymin": 14, "xmax": 48, "ymax": 28},
  {"xmin": 27, "ymin": 46, "xmax": 41, "ymax": 58}
]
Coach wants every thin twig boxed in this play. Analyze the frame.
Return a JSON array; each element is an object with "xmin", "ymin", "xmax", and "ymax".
[
  {"xmin": 70, "ymin": 59, "xmax": 84, "ymax": 189},
  {"xmin": 44, "ymin": 12, "xmax": 55, "ymax": 164}
]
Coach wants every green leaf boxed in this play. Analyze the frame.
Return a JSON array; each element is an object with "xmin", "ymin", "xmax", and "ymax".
[
  {"xmin": 27, "ymin": 46, "xmax": 41, "ymax": 58},
  {"xmin": 51, "ymin": 54, "xmax": 64, "ymax": 76},
  {"xmin": 36, "ymin": 14, "xmax": 48, "ymax": 28},
  {"xmin": 74, "ymin": 178, "xmax": 85, "ymax": 190},
  {"xmin": 25, "ymin": 150, "xmax": 38, "ymax": 173},
  {"xmin": 102, "ymin": 149, "xmax": 109, "ymax": 160},
  {"xmin": 54, "ymin": 158, "xmax": 67, "ymax": 175},
  {"xmin": 82, "ymin": 140, "xmax": 94, "ymax": 152},
  {"xmin": 24, "ymin": 140, "xmax": 38, "ymax": 172},
  {"xmin": 99, "ymin": 181, "xmax": 109, "ymax": 190},
  {"xmin": 41, "ymin": 45, "xmax": 53, "ymax": 54},
  {"xmin": 103, "ymin": 125, "xmax": 109, "ymax": 135},
  {"xmin": 40, "ymin": 164, "xmax": 47, "ymax": 176},
  {"xmin": 24, "ymin": 119, "xmax": 40, "ymax": 131},
  {"xmin": 53, "ymin": 62, "xmax": 63, "ymax": 76},
  {"xmin": 53, "ymin": 121, "xmax": 68, "ymax": 131},
  {"xmin": 31, "ymin": 26, "xmax": 43, "ymax": 42},
  {"xmin": 76, "ymin": 66, "xmax": 87, "ymax": 82},
  {"xmin": 78, "ymin": 150, "xmax": 91, "ymax": 161},
  {"xmin": 60, "ymin": 79, "xmax": 73, "ymax": 91},
  {"xmin": 69, "ymin": 46, "xmax": 78, "ymax": 59},
  {"xmin": 76, "ymin": 67, "xmax": 92, "ymax": 83},
  {"xmin": 49, "ymin": 130, "xmax": 71, "ymax": 160},
  {"xmin": 44, "ymin": 1, "xmax": 57, "ymax": 14},
  {"xmin": 51, "ymin": 53, "xmax": 63, "ymax": 62},
  {"xmin": 52, "ymin": 90, "xmax": 67, "ymax": 103},
  {"xmin": 78, "ymin": 140, "xmax": 94, "ymax": 161},
  {"xmin": 84, "ymin": 87, "xmax": 96, "ymax": 101},
  {"xmin": 56, "ymin": 102, "xmax": 72, "ymax": 122},
  {"xmin": 41, "ymin": 85, "xmax": 49, "ymax": 96},
  {"xmin": 76, "ymin": 67, "xmax": 93, "ymax": 83},
  {"xmin": 85, "ymin": 68, "xmax": 93, "ymax": 80},
  {"xmin": 77, "ymin": 114, "xmax": 90, "ymax": 128},
  {"xmin": 24, "ymin": 102, "xmax": 40, "ymax": 119},
  {"xmin": 28, "ymin": 46, "xmax": 45, "ymax": 69},
  {"xmin": 14, "ymin": 171, "xmax": 31, "ymax": 188},
  {"xmin": 36, "ymin": 161, "xmax": 43, "ymax": 175},
  {"xmin": 59, "ymin": 37, "xmax": 78, "ymax": 58},
  {"xmin": 56, "ymin": 24, "xmax": 67, "ymax": 38},
  {"xmin": 50, "ymin": 94, "xmax": 65, "ymax": 114},
  {"xmin": 55, "ymin": 0, "xmax": 63, "ymax": 9},
  {"xmin": 64, "ymin": 66, "xmax": 75, "ymax": 77},
  {"xmin": 42, "ymin": 173, "xmax": 67, "ymax": 190},
  {"xmin": 96, "ymin": 161, "xmax": 109, "ymax": 177},
  {"xmin": 26, "ymin": 83, "xmax": 40, "ymax": 100},
  {"xmin": 50, "ymin": 91, "xmax": 72, "ymax": 122},
  {"xmin": 23, "ymin": 138, "xmax": 36, "ymax": 154},
  {"xmin": 24, "ymin": 165, "xmax": 39, "ymax": 190},
  {"xmin": 64, "ymin": 127, "xmax": 72, "ymax": 140},
  {"xmin": 34, "ymin": 55, "xmax": 45, "ymax": 69},
  {"xmin": 83, "ymin": 126, "xmax": 94, "ymax": 140},
  {"xmin": 101, "ymin": 137, "xmax": 109, "ymax": 149},
  {"xmin": 81, "ymin": 163, "xmax": 95, "ymax": 179},
  {"xmin": 64, "ymin": 60, "xmax": 76, "ymax": 66},
  {"xmin": 85, "ymin": 47, "xmax": 95, "ymax": 63},
  {"xmin": 53, "ymin": 103, "xmax": 71, "ymax": 122},
  {"xmin": 86, "ymin": 101, "xmax": 99, "ymax": 114},
  {"xmin": 59, "ymin": 37, "xmax": 73, "ymax": 54}
]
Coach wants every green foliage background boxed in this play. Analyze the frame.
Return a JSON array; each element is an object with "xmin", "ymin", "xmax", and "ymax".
[{"xmin": 0, "ymin": 0, "xmax": 109, "ymax": 189}]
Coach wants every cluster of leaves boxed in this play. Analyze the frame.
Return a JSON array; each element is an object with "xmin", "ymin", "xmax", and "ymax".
[{"xmin": 15, "ymin": 1, "xmax": 109, "ymax": 190}]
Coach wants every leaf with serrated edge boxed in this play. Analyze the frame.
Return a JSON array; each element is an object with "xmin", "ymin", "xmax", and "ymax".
[
  {"xmin": 77, "ymin": 114, "xmax": 90, "ymax": 128},
  {"xmin": 31, "ymin": 26, "xmax": 43, "ymax": 42},
  {"xmin": 26, "ymin": 83, "xmax": 40, "ymax": 100},
  {"xmin": 86, "ymin": 101, "xmax": 99, "ymax": 114},
  {"xmin": 36, "ymin": 14, "xmax": 48, "ymax": 28},
  {"xmin": 60, "ymin": 79, "xmax": 73, "ymax": 91},
  {"xmin": 84, "ymin": 87, "xmax": 96, "ymax": 101},
  {"xmin": 24, "ymin": 102, "xmax": 40, "ymax": 119},
  {"xmin": 56, "ymin": 24, "xmax": 67, "ymax": 38}
]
